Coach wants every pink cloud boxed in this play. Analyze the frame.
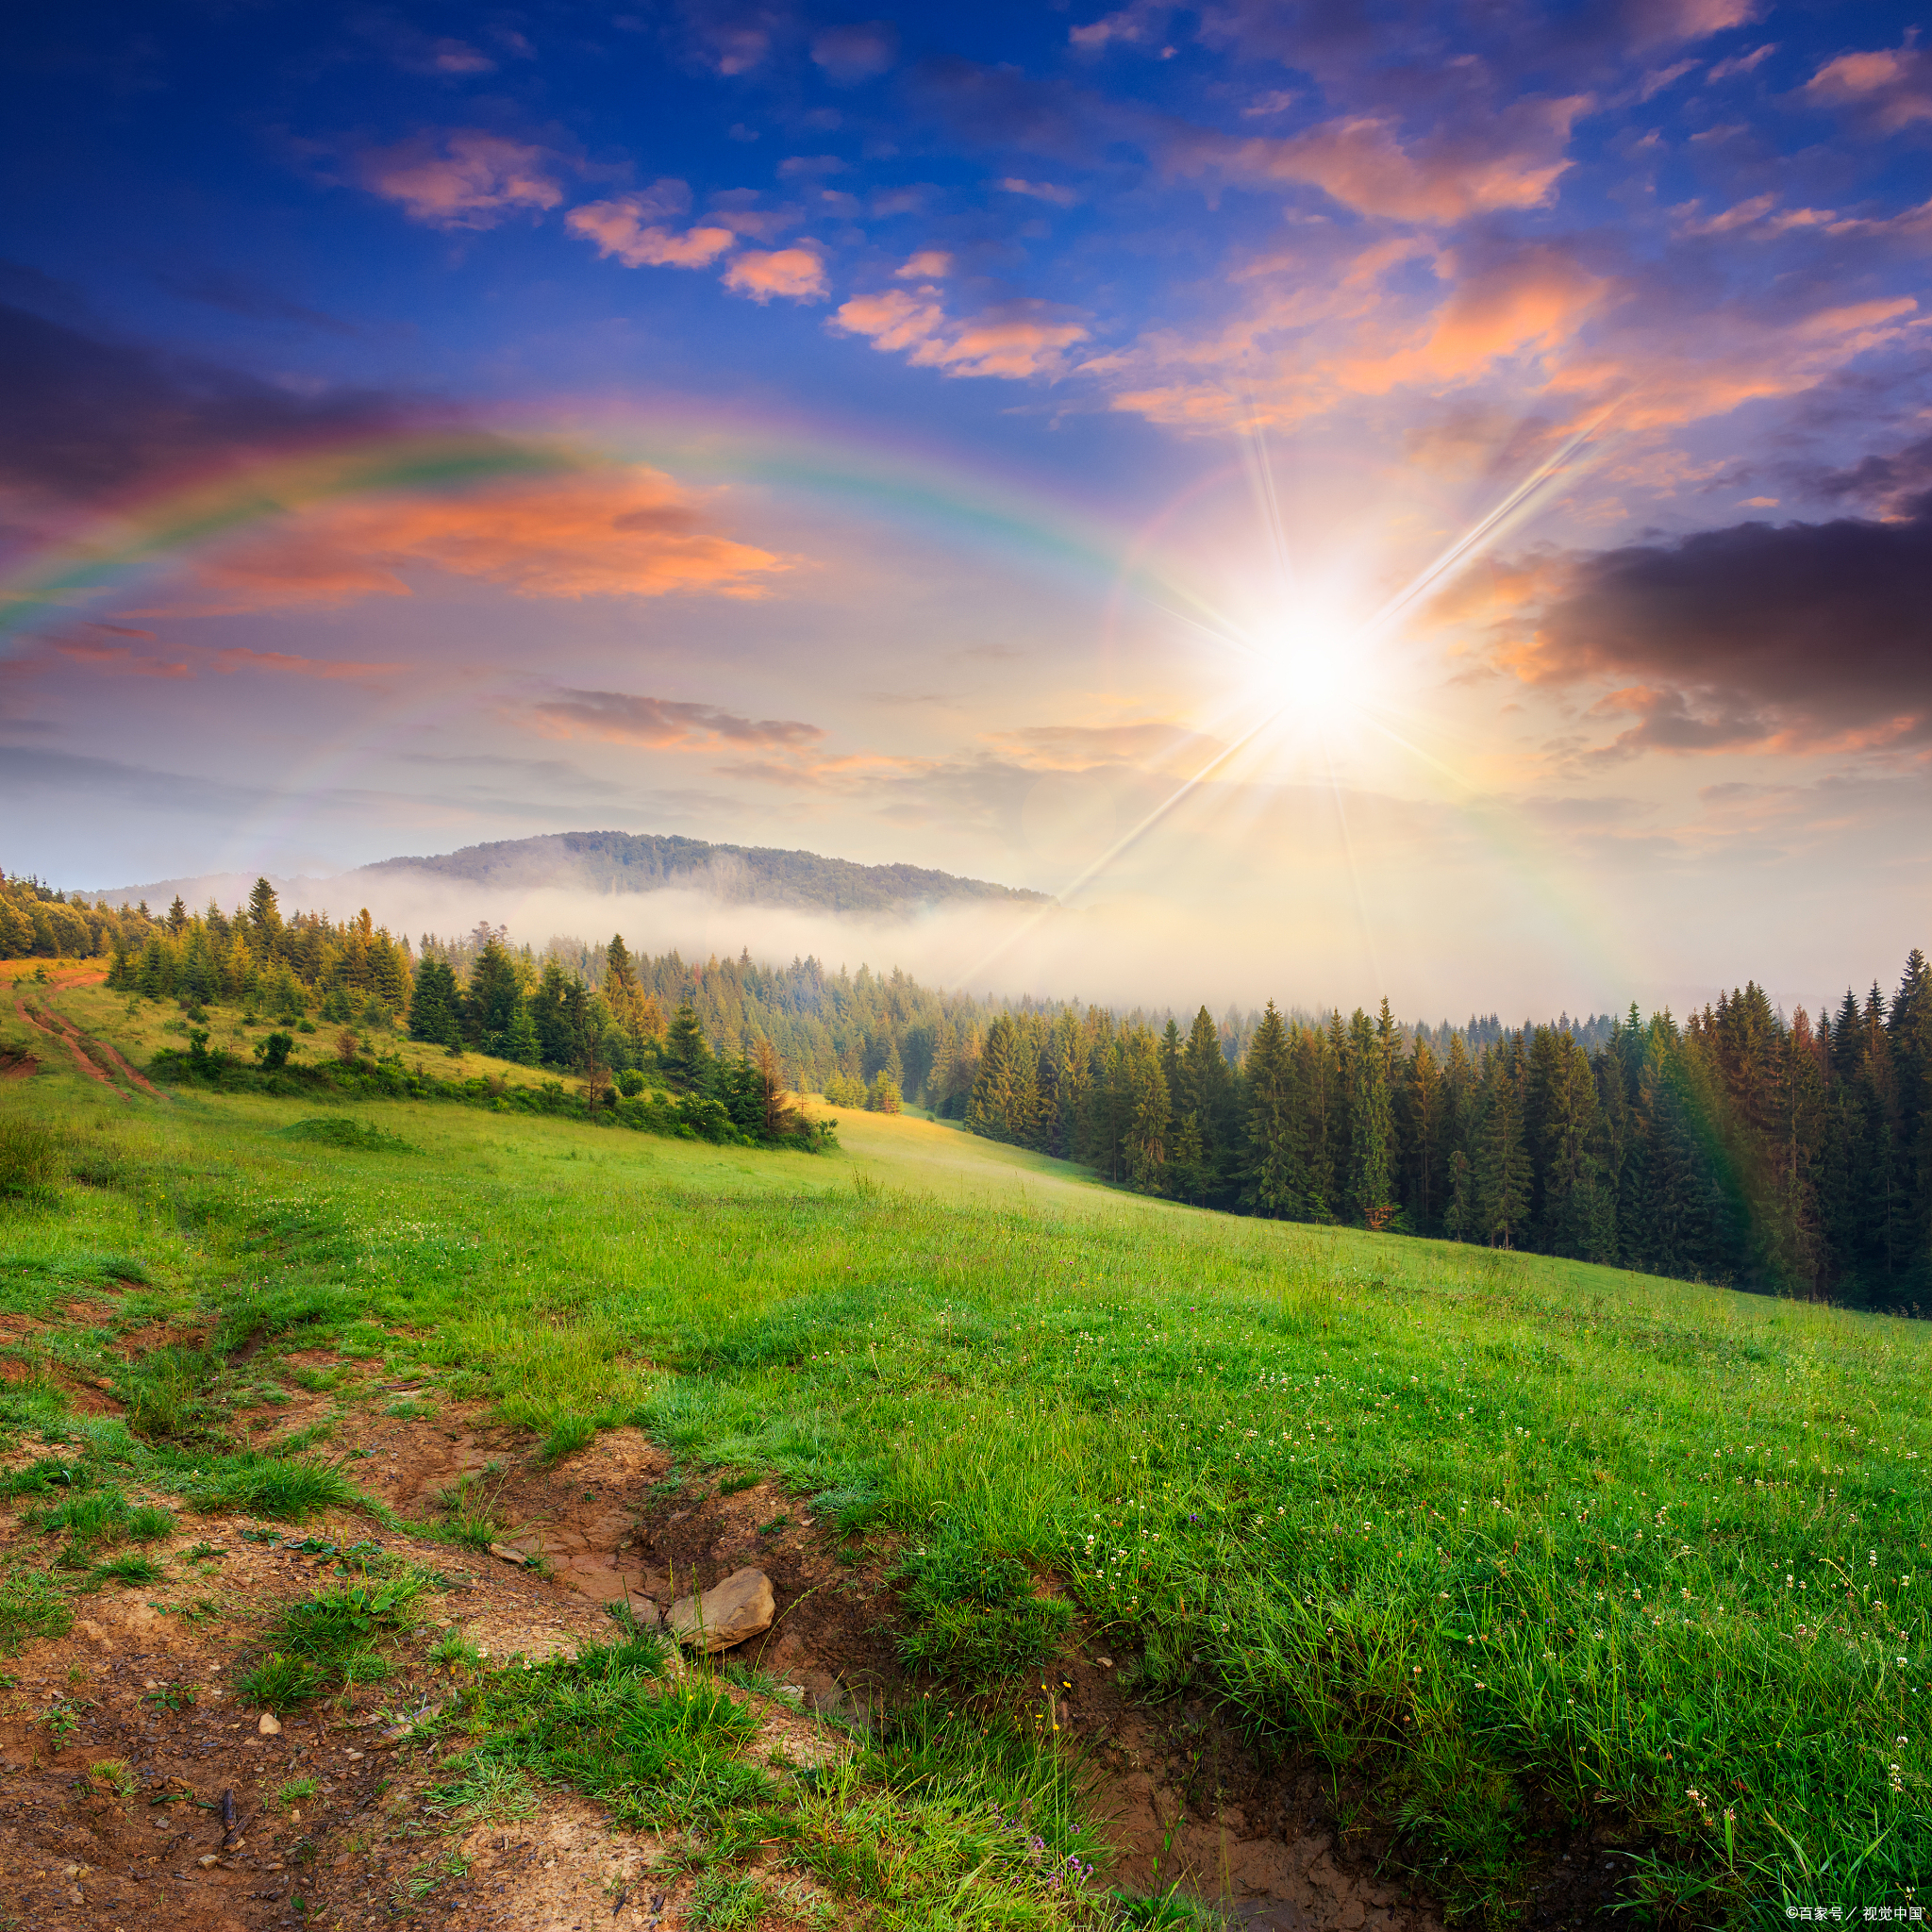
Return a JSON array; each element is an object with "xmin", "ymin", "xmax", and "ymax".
[
  {"xmin": 722, "ymin": 248, "xmax": 828, "ymax": 304},
  {"xmin": 566, "ymin": 189, "xmax": 735, "ymax": 269},
  {"xmin": 1191, "ymin": 97, "xmax": 1589, "ymax": 224},
  {"xmin": 833, "ymin": 288, "xmax": 1090, "ymax": 379},
  {"xmin": 528, "ymin": 690, "xmax": 824, "ymax": 751},
  {"xmin": 996, "ymin": 177, "xmax": 1079, "ymax": 207},
  {"xmin": 357, "ymin": 131, "xmax": 564, "ymax": 230},
  {"xmin": 1805, "ymin": 42, "xmax": 1932, "ymax": 133},
  {"xmin": 895, "ymin": 250, "xmax": 954, "ymax": 279}
]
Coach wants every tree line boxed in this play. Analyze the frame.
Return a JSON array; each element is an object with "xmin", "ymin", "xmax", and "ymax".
[{"xmin": 959, "ymin": 963, "xmax": 1932, "ymax": 1312}]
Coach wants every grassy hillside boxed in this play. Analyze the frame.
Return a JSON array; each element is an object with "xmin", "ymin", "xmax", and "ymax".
[{"xmin": 3, "ymin": 981, "xmax": 1927, "ymax": 1925}]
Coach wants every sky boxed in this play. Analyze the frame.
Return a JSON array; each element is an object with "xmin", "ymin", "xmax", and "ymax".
[{"xmin": 2, "ymin": 0, "xmax": 1929, "ymax": 1020}]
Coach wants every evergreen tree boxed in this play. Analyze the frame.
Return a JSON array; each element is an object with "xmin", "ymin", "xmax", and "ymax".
[
  {"xmin": 1474, "ymin": 1041, "xmax": 1533, "ymax": 1246},
  {"xmin": 661, "ymin": 1001, "xmax": 715, "ymax": 1095},
  {"xmin": 1124, "ymin": 1027, "xmax": 1171, "ymax": 1193},
  {"xmin": 1401, "ymin": 1038, "xmax": 1442, "ymax": 1230},
  {"xmin": 408, "ymin": 958, "xmax": 461, "ymax": 1047},
  {"xmin": 1346, "ymin": 1007, "xmax": 1395, "ymax": 1227},
  {"xmin": 1241, "ymin": 1002, "xmax": 1295, "ymax": 1215},
  {"xmin": 503, "ymin": 998, "xmax": 541, "ymax": 1067}
]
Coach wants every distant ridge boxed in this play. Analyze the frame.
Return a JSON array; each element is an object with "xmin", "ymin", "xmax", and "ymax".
[{"xmin": 353, "ymin": 830, "xmax": 1049, "ymax": 915}]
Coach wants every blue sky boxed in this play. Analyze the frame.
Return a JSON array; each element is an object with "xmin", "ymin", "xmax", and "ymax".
[{"xmin": 2, "ymin": 0, "xmax": 1929, "ymax": 1014}]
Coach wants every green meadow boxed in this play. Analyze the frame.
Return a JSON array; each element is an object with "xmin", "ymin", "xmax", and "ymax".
[{"xmin": 2, "ymin": 1002, "xmax": 1927, "ymax": 1927}]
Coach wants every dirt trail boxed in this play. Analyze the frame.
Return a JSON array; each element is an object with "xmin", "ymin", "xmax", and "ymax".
[
  {"xmin": 13, "ymin": 998, "xmax": 129, "ymax": 1098},
  {"xmin": 1, "ymin": 1361, "xmax": 1460, "ymax": 1932}
]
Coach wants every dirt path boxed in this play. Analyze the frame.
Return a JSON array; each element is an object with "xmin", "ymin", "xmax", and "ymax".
[
  {"xmin": 0, "ymin": 1348, "xmax": 1457, "ymax": 1932},
  {"xmin": 14, "ymin": 997, "xmax": 127, "ymax": 1097}
]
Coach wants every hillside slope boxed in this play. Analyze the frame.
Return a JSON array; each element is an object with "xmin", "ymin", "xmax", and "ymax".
[{"xmin": 358, "ymin": 829, "xmax": 1048, "ymax": 913}]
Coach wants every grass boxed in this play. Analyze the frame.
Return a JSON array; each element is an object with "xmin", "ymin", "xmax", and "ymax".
[{"xmin": 1, "ymin": 983, "xmax": 1928, "ymax": 1924}]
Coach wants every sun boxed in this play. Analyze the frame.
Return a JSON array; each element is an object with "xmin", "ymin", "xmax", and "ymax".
[{"xmin": 1246, "ymin": 603, "xmax": 1374, "ymax": 732}]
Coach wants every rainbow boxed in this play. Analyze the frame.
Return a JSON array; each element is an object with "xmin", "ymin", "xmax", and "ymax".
[{"xmin": 0, "ymin": 403, "xmax": 1229, "ymax": 650}]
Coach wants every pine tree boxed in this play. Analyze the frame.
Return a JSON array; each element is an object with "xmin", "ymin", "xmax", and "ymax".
[
  {"xmin": 1346, "ymin": 1007, "xmax": 1395, "ymax": 1227},
  {"xmin": 408, "ymin": 958, "xmax": 461, "ymax": 1047},
  {"xmin": 1180, "ymin": 1005, "xmax": 1235, "ymax": 1199},
  {"xmin": 662, "ymin": 1001, "xmax": 715, "ymax": 1095},
  {"xmin": 1401, "ymin": 1038, "xmax": 1442, "ymax": 1229},
  {"xmin": 1475, "ymin": 1041, "xmax": 1532, "ymax": 1246},
  {"xmin": 1124, "ymin": 1027, "xmax": 1171, "ymax": 1193},
  {"xmin": 1241, "ymin": 1002, "xmax": 1295, "ymax": 1214}
]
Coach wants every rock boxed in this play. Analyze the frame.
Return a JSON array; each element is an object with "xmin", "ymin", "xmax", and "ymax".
[
  {"xmin": 1096, "ymin": 1656, "xmax": 1114, "ymax": 1669},
  {"xmin": 488, "ymin": 1542, "xmax": 527, "ymax": 1565},
  {"xmin": 257, "ymin": 1712, "xmax": 282, "ymax": 1735},
  {"xmin": 198, "ymin": 1854, "xmax": 221, "ymax": 1868},
  {"xmin": 666, "ymin": 1567, "xmax": 774, "ymax": 1652}
]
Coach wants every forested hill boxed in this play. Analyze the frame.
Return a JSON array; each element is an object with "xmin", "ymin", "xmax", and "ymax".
[{"xmin": 358, "ymin": 831, "xmax": 1049, "ymax": 913}]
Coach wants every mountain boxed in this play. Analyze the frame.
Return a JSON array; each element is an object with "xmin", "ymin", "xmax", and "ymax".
[{"xmin": 108, "ymin": 831, "xmax": 1048, "ymax": 918}]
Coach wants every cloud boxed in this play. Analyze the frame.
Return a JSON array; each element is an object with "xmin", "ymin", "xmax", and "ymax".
[
  {"xmin": 527, "ymin": 689, "xmax": 824, "ymax": 752},
  {"xmin": 722, "ymin": 247, "xmax": 828, "ymax": 303},
  {"xmin": 165, "ymin": 468, "xmax": 790, "ymax": 613},
  {"xmin": 566, "ymin": 185, "xmax": 736, "ymax": 268},
  {"xmin": 53, "ymin": 635, "xmax": 190, "ymax": 679},
  {"xmin": 996, "ymin": 176, "xmax": 1079, "ymax": 207},
  {"xmin": 1707, "ymin": 42, "xmax": 1777, "ymax": 80},
  {"xmin": 1811, "ymin": 433, "xmax": 1932, "ymax": 517},
  {"xmin": 809, "ymin": 22, "xmax": 897, "ymax": 84},
  {"xmin": 1805, "ymin": 42, "xmax": 1932, "ymax": 134},
  {"xmin": 208, "ymin": 647, "xmax": 403, "ymax": 685},
  {"xmin": 894, "ymin": 249, "xmax": 953, "ymax": 278},
  {"xmin": 1068, "ymin": 2, "xmax": 1171, "ymax": 54},
  {"xmin": 832, "ymin": 287, "xmax": 1090, "ymax": 378},
  {"xmin": 0, "ymin": 303, "xmax": 408, "ymax": 509},
  {"xmin": 1619, "ymin": 0, "xmax": 1759, "ymax": 49},
  {"xmin": 1505, "ymin": 507, "xmax": 1932, "ymax": 755},
  {"xmin": 987, "ymin": 720, "xmax": 1222, "ymax": 771},
  {"xmin": 1187, "ymin": 97, "xmax": 1589, "ymax": 224},
  {"xmin": 356, "ymin": 130, "xmax": 564, "ymax": 230},
  {"xmin": 776, "ymin": 154, "xmax": 847, "ymax": 179}
]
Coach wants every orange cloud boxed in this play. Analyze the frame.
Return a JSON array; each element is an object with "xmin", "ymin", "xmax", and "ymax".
[
  {"xmin": 722, "ymin": 248, "xmax": 829, "ymax": 303},
  {"xmin": 527, "ymin": 690, "xmax": 824, "ymax": 751},
  {"xmin": 567, "ymin": 195, "xmax": 734, "ymax": 268},
  {"xmin": 1195, "ymin": 98, "xmax": 1588, "ymax": 224},
  {"xmin": 832, "ymin": 288, "xmax": 1089, "ymax": 378},
  {"xmin": 208, "ymin": 647, "xmax": 403, "ymax": 684},
  {"xmin": 358, "ymin": 131, "xmax": 563, "ymax": 229},
  {"xmin": 163, "ymin": 468, "xmax": 789, "ymax": 613},
  {"xmin": 54, "ymin": 637, "xmax": 191, "ymax": 678}
]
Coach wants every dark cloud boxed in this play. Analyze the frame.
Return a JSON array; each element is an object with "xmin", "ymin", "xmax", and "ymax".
[
  {"xmin": 1811, "ymin": 433, "xmax": 1932, "ymax": 519},
  {"xmin": 1526, "ymin": 508, "xmax": 1932, "ymax": 754},
  {"xmin": 153, "ymin": 266, "xmax": 360, "ymax": 335},
  {"xmin": 0, "ymin": 304, "xmax": 408, "ymax": 507}
]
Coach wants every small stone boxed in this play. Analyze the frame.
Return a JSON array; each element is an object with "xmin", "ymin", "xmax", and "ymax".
[
  {"xmin": 197, "ymin": 1854, "xmax": 220, "ymax": 1868},
  {"xmin": 345, "ymin": 1748, "xmax": 364, "ymax": 1759},
  {"xmin": 1096, "ymin": 1657, "xmax": 1114, "ymax": 1669},
  {"xmin": 488, "ymin": 1543, "xmax": 527, "ymax": 1566},
  {"xmin": 666, "ymin": 1567, "xmax": 775, "ymax": 1652},
  {"xmin": 257, "ymin": 1712, "xmax": 282, "ymax": 1735}
]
